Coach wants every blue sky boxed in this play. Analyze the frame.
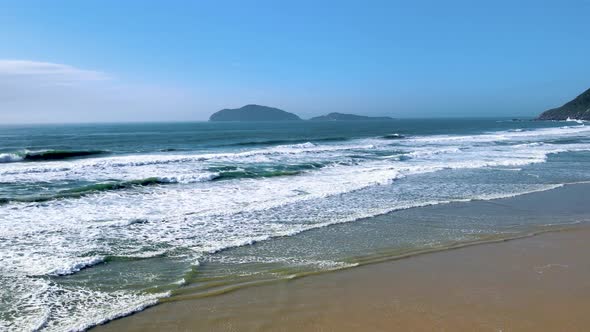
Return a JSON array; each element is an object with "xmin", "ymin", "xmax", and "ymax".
[{"xmin": 0, "ymin": 0, "xmax": 589, "ymax": 123}]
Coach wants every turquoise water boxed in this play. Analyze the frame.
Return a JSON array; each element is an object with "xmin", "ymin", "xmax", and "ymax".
[{"xmin": 1, "ymin": 119, "xmax": 590, "ymax": 331}]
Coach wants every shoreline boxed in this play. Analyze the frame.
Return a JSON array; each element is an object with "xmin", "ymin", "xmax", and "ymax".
[
  {"xmin": 94, "ymin": 183, "xmax": 590, "ymax": 331},
  {"xmin": 162, "ymin": 180, "xmax": 590, "ymax": 303},
  {"xmin": 162, "ymin": 221, "xmax": 583, "ymax": 304},
  {"xmin": 95, "ymin": 227, "xmax": 590, "ymax": 332}
]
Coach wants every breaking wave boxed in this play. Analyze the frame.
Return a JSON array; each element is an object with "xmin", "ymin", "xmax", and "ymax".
[
  {"xmin": 2, "ymin": 122, "xmax": 590, "ymax": 331},
  {"xmin": 0, "ymin": 150, "xmax": 107, "ymax": 163}
]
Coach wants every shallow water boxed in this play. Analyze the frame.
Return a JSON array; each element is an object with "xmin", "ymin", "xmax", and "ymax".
[{"xmin": 1, "ymin": 119, "xmax": 590, "ymax": 331}]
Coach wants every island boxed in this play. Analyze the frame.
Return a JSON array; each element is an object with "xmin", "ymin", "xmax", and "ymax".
[
  {"xmin": 537, "ymin": 88, "xmax": 590, "ymax": 121},
  {"xmin": 309, "ymin": 112, "xmax": 394, "ymax": 121},
  {"xmin": 209, "ymin": 105, "xmax": 302, "ymax": 121}
]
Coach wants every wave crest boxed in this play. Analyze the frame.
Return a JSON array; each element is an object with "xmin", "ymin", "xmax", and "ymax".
[{"xmin": 0, "ymin": 150, "xmax": 107, "ymax": 163}]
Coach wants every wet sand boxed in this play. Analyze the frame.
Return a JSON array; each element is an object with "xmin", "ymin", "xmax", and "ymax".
[
  {"xmin": 95, "ymin": 184, "xmax": 590, "ymax": 331},
  {"xmin": 96, "ymin": 187, "xmax": 590, "ymax": 332}
]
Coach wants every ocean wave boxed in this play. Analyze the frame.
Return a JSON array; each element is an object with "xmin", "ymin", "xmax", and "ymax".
[
  {"xmin": 0, "ymin": 174, "xmax": 220, "ymax": 204},
  {"xmin": 68, "ymin": 292, "xmax": 168, "ymax": 332},
  {"xmin": 406, "ymin": 124, "xmax": 590, "ymax": 145},
  {"xmin": 24, "ymin": 150, "xmax": 107, "ymax": 161},
  {"xmin": 155, "ymin": 173, "xmax": 220, "ymax": 184},
  {"xmin": 227, "ymin": 136, "xmax": 348, "ymax": 147},
  {"xmin": 0, "ymin": 278, "xmax": 170, "ymax": 332},
  {"xmin": 0, "ymin": 141, "xmax": 377, "ymax": 179},
  {"xmin": 566, "ymin": 117, "xmax": 585, "ymax": 124},
  {"xmin": 2, "ymin": 135, "xmax": 590, "ymax": 206},
  {"xmin": 47, "ymin": 256, "xmax": 106, "ymax": 276},
  {"xmin": 2, "ymin": 123, "xmax": 590, "ymax": 329},
  {"xmin": 0, "ymin": 163, "xmax": 325, "ymax": 204},
  {"xmin": 2, "ymin": 172, "xmax": 587, "ymax": 330},
  {"xmin": 186, "ymin": 182, "xmax": 575, "ymax": 261},
  {"xmin": 0, "ymin": 178, "xmax": 164, "ymax": 204},
  {"xmin": 214, "ymin": 169, "xmax": 302, "ymax": 180},
  {"xmin": 0, "ymin": 153, "xmax": 24, "ymax": 163},
  {"xmin": 382, "ymin": 133, "xmax": 405, "ymax": 139},
  {"xmin": 0, "ymin": 150, "xmax": 107, "ymax": 164}
]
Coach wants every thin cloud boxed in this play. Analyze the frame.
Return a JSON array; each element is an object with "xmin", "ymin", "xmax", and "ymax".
[
  {"xmin": 0, "ymin": 59, "xmax": 212, "ymax": 123},
  {"xmin": 0, "ymin": 60, "xmax": 110, "ymax": 83}
]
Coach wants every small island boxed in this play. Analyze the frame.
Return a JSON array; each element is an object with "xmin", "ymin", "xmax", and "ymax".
[
  {"xmin": 537, "ymin": 88, "xmax": 590, "ymax": 121},
  {"xmin": 209, "ymin": 105, "xmax": 302, "ymax": 122},
  {"xmin": 309, "ymin": 112, "xmax": 394, "ymax": 121}
]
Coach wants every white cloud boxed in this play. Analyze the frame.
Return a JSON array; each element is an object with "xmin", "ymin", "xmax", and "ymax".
[
  {"xmin": 0, "ymin": 59, "xmax": 296, "ymax": 123},
  {"xmin": 0, "ymin": 60, "xmax": 110, "ymax": 83},
  {"xmin": 0, "ymin": 59, "xmax": 212, "ymax": 123}
]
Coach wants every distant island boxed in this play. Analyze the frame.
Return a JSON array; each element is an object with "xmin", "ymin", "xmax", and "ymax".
[
  {"xmin": 209, "ymin": 105, "xmax": 302, "ymax": 121},
  {"xmin": 537, "ymin": 88, "xmax": 590, "ymax": 120},
  {"xmin": 309, "ymin": 112, "xmax": 394, "ymax": 121},
  {"xmin": 209, "ymin": 105, "xmax": 395, "ymax": 122}
]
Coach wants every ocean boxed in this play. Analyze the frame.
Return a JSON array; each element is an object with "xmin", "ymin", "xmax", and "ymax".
[{"xmin": 1, "ymin": 118, "xmax": 590, "ymax": 331}]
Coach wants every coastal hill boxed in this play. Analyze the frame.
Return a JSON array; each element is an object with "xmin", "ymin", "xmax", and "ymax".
[
  {"xmin": 537, "ymin": 88, "xmax": 590, "ymax": 120},
  {"xmin": 309, "ymin": 112, "xmax": 394, "ymax": 121},
  {"xmin": 209, "ymin": 106, "xmax": 395, "ymax": 122},
  {"xmin": 209, "ymin": 105, "xmax": 302, "ymax": 121}
]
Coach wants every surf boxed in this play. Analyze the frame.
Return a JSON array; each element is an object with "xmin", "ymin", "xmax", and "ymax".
[
  {"xmin": 2, "ymin": 121, "xmax": 590, "ymax": 331},
  {"xmin": 0, "ymin": 150, "xmax": 107, "ymax": 163}
]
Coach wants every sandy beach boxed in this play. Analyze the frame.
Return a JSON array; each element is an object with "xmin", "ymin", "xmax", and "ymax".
[
  {"xmin": 3, "ymin": 2, "xmax": 590, "ymax": 330},
  {"xmin": 95, "ymin": 184, "xmax": 590, "ymax": 332}
]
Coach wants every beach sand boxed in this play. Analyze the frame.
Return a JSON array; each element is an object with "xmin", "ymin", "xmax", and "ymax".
[{"xmin": 95, "ymin": 187, "xmax": 590, "ymax": 332}]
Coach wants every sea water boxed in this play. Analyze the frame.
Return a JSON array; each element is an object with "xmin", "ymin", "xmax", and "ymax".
[{"xmin": 1, "ymin": 119, "xmax": 590, "ymax": 331}]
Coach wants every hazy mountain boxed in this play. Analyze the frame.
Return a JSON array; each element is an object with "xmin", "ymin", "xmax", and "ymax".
[
  {"xmin": 209, "ymin": 105, "xmax": 302, "ymax": 121},
  {"xmin": 309, "ymin": 112, "xmax": 394, "ymax": 121}
]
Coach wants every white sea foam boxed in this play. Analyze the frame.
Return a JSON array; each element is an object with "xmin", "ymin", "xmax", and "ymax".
[
  {"xmin": 156, "ymin": 172, "xmax": 220, "ymax": 184},
  {"xmin": 566, "ymin": 117, "xmax": 585, "ymax": 124},
  {"xmin": 0, "ymin": 140, "xmax": 379, "ymax": 183},
  {"xmin": 405, "ymin": 124, "xmax": 590, "ymax": 145},
  {"xmin": 0, "ymin": 278, "xmax": 169, "ymax": 332},
  {"xmin": 2, "ymin": 124, "xmax": 590, "ymax": 330},
  {"xmin": 0, "ymin": 153, "xmax": 24, "ymax": 163},
  {"xmin": 47, "ymin": 256, "xmax": 106, "ymax": 276}
]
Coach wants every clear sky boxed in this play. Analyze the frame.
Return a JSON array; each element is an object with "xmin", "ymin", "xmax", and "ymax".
[{"xmin": 0, "ymin": 0, "xmax": 589, "ymax": 123}]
